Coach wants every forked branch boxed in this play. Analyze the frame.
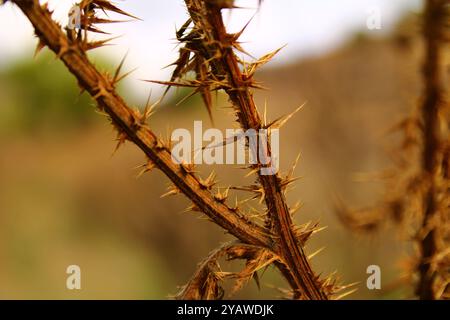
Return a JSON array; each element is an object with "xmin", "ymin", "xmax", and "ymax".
[
  {"xmin": 9, "ymin": 0, "xmax": 338, "ymax": 300},
  {"xmin": 175, "ymin": 0, "xmax": 329, "ymax": 299},
  {"xmin": 10, "ymin": 0, "xmax": 270, "ymax": 248}
]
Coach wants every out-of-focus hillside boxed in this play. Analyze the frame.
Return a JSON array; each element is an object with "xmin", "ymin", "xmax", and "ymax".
[{"xmin": 0, "ymin": 14, "xmax": 428, "ymax": 299}]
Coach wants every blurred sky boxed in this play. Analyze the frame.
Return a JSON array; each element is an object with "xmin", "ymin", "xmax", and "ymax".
[{"xmin": 0, "ymin": 0, "xmax": 421, "ymax": 97}]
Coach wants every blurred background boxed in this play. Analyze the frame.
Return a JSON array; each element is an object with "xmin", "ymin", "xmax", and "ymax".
[{"xmin": 0, "ymin": 0, "xmax": 428, "ymax": 299}]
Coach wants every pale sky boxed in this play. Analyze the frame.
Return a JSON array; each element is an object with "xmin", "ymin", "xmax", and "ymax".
[{"xmin": 0, "ymin": 0, "xmax": 422, "ymax": 97}]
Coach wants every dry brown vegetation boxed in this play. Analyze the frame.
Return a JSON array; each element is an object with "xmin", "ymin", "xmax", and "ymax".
[
  {"xmin": 3, "ymin": 0, "xmax": 448, "ymax": 300},
  {"xmin": 337, "ymin": 0, "xmax": 449, "ymax": 300}
]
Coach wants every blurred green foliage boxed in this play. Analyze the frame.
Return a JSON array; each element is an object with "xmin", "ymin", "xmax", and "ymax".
[{"xmin": 0, "ymin": 51, "xmax": 119, "ymax": 135}]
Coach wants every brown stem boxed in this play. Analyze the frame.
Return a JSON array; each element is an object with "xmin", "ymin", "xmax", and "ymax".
[
  {"xmin": 176, "ymin": 242, "xmax": 238, "ymax": 300},
  {"xmin": 416, "ymin": 0, "xmax": 448, "ymax": 300},
  {"xmin": 184, "ymin": 0, "xmax": 327, "ymax": 299},
  {"xmin": 176, "ymin": 241, "xmax": 274, "ymax": 300},
  {"xmin": 11, "ymin": 0, "xmax": 271, "ymax": 249}
]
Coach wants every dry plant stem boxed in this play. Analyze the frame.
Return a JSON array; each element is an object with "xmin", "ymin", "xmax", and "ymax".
[
  {"xmin": 177, "ymin": 241, "xmax": 266, "ymax": 299},
  {"xmin": 417, "ymin": 0, "xmax": 447, "ymax": 300},
  {"xmin": 184, "ymin": 0, "xmax": 327, "ymax": 300},
  {"xmin": 334, "ymin": 0, "xmax": 449, "ymax": 299},
  {"xmin": 178, "ymin": 242, "xmax": 237, "ymax": 300},
  {"xmin": 11, "ymin": 0, "xmax": 271, "ymax": 248}
]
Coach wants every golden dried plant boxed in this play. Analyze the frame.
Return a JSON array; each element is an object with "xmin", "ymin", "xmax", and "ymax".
[
  {"xmin": 4, "ymin": 0, "xmax": 354, "ymax": 299},
  {"xmin": 337, "ymin": 0, "xmax": 449, "ymax": 300}
]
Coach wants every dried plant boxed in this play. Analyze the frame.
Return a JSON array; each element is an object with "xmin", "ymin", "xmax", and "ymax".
[
  {"xmin": 337, "ymin": 0, "xmax": 449, "ymax": 300},
  {"xmin": 4, "ymin": 0, "xmax": 353, "ymax": 299}
]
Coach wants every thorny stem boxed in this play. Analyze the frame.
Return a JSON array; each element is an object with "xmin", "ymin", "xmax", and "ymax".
[
  {"xmin": 184, "ymin": 0, "xmax": 328, "ymax": 299},
  {"xmin": 417, "ymin": 0, "xmax": 448, "ymax": 300},
  {"xmin": 10, "ymin": 0, "xmax": 331, "ymax": 300},
  {"xmin": 176, "ymin": 241, "xmax": 270, "ymax": 300},
  {"xmin": 333, "ymin": 0, "xmax": 449, "ymax": 299},
  {"xmin": 177, "ymin": 242, "xmax": 238, "ymax": 300},
  {"xmin": 10, "ymin": 0, "xmax": 271, "ymax": 248}
]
